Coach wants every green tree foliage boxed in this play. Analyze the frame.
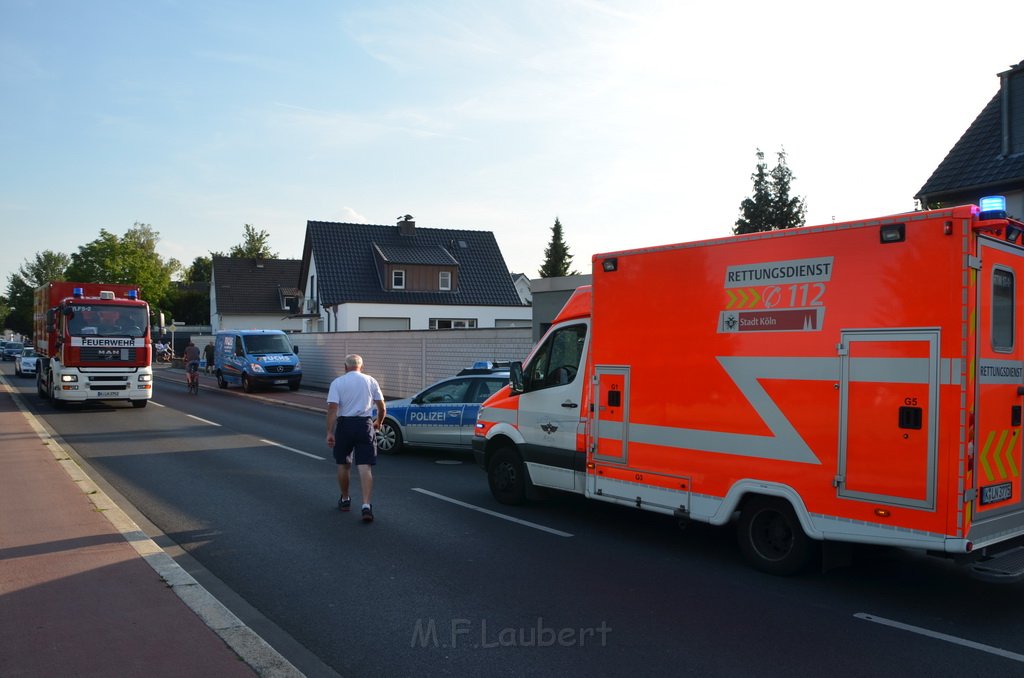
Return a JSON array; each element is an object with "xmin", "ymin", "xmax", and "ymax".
[
  {"xmin": 538, "ymin": 217, "xmax": 579, "ymax": 278},
  {"xmin": 3, "ymin": 250, "xmax": 71, "ymax": 335},
  {"xmin": 229, "ymin": 224, "xmax": 277, "ymax": 259},
  {"xmin": 65, "ymin": 222, "xmax": 181, "ymax": 312},
  {"xmin": 734, "ymin": 148, "xmax": 807, "ymax": 234},
  {"xmin": 181, "ymin": 255, "xmax": 215, "ymax": 284}
]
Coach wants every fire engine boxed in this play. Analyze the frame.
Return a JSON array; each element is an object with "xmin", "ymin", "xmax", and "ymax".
[
  {"xmin": 473, "ymin": 197, "xmax": 1024, "ymax": 579},
  {"xmin": 34, "ymin": 282, "xmax": 154, "ymax": 408}
]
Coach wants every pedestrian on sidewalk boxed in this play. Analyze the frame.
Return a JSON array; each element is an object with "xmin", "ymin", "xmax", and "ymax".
[
  {"xmin": 203, "ymin": 341, "xmax": 215, "ymax": 374},
  {"xmin": 325, "ymin": 354, "xmax": 385, "ymax": 522}
]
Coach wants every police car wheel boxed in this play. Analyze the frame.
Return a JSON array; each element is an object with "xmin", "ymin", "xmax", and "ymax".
[
  {"xmin": 736, "ymin": 496, "xmax": 814, "ymax": 576},
  {"xmin": 488, "ymin": 446, "xmax": 526, "ymax": 505},
  {"xmin": 376, "ymin": 420, "xmax": 402, "ymax": 454}
]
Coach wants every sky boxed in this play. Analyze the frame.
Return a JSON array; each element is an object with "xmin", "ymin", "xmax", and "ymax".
[{"xmin": 2, "ymin": 0, "xmax": 1023, "ymax": 292}]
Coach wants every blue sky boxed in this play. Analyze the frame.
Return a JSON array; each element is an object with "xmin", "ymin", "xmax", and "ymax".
[{"xmin": 2, "ymin": 0, "xmax": 1022, "ymax": 291}]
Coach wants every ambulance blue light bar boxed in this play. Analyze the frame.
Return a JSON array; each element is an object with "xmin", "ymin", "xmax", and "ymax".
[{"xmin": 979, "ymin": 195, "xmax": 1007, "ymax": 220}]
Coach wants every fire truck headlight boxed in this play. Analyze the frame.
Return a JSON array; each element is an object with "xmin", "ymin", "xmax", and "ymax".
[
  {"xmin": 138, "ymin": 374, "xmax": 152, "ymax": 383},
  {"xmin": 249, "ymin": 363, "xmax": 266, "ymax": 374},
  {"xmin": 60, "ymin": 374, "xmax": 78, "ymax": 383}
]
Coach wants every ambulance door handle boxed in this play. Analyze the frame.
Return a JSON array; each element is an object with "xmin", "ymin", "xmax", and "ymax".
[
  {"xmin": 1017, "ymin": 386, "xmax": 1024, "ymax": 396},
  {"xmin": 562, "ymin": 401, "xmax": 578, "ymax": 408}
]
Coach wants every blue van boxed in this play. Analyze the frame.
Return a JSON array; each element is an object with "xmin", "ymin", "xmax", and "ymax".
[{"xmin": 214, "ymin": 329, "xmax": 302, "ymax": 392}]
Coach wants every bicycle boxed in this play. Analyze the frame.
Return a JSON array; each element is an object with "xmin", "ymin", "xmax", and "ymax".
[{"xmin": 186, "ymin": 361, "xmax": 199, "ymax": 395}]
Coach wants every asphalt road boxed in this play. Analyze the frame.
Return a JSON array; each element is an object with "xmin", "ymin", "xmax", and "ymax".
[{"xmin": 8, "ymin": 363, "xmax": 1024, "ymax": 677}]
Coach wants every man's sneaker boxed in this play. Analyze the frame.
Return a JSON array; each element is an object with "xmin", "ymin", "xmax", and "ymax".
[
  {"xmin": 361, "ymin": 505, "xmax": 374, "ymax": 522},
  {"xmin": 338, "ymin": 497, "xmax": 351, "ymax": 512}
]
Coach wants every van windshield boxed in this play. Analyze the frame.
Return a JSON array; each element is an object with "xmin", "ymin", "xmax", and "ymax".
[{"xmin": 242, "ymin": 334, "xmax": 293, "ymax": 354}]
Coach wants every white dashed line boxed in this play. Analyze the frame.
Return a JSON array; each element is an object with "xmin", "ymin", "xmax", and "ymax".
[
  {"xmin": 187, "ymin": 414, "xmax": 221, "ymax": 426},
  {"xmin": 260, "ymin": 439, "xmax": 326, "ymax": 460},
  {"xmin": 412, "ymin": 487, "xmax": 573, "ymax": 537},
  {"xmin": 855, "ymin": 613, "xmax": 1024, "ymax": 662}
]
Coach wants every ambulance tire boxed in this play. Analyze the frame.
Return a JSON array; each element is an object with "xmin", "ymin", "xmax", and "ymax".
[
  {"xmin": 736, "ymin": 496, "xmax": 813, "ymax": 576},
  {"xmin": 488, "ymin": 446, "xmax": 527, "ymax": 505}
]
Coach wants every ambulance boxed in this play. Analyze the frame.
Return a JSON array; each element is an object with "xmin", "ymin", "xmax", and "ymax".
[{"xmin": 473, "ymin": 198, "xmax": 1024, "ymax": 579}]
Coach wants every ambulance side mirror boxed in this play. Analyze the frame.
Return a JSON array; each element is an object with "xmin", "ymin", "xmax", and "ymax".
[{"xmin": 510, "ymin": 362, "xmax": 524, "ymax": 394}]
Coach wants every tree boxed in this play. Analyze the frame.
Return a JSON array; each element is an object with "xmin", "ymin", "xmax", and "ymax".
[
  {"xmin": 181, "ymin": 255, "xmax": 216, "ymax": 285},
  {"xmin": 734, "ymin": 149, "xmax": 773, "ymax": 234},
  {"xmin": 65, "ymin": 222, "xmax": 181, "ymax": 316},
  {"xmin": 4, "ymin": 250, "xmax": 71, "ymax": 335},
  {"xmin": 734, "ymin": 148, "xmax": 807, "ymax": 234},
  {"xmin": 229, "ymin": 224, "xmax": 277, "ymax": 259},
  {"xmin": 538, "ymin": 217, "xmax": 578, "ymax": 278}
]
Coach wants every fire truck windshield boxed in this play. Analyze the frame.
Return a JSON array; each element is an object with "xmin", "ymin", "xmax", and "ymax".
[{"xmin": 67, "ymin": 305, "xmax": 149, "ymax": 338}]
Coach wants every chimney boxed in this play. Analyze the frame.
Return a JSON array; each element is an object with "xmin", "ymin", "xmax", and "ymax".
[{"xmin": 398, "ymin": 214, "xmax": 416, "ymax": 236}]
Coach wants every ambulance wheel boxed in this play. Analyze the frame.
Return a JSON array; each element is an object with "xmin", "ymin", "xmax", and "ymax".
[
  {"xmin": 488, "ymin": 446, "xmax": 526, "ymax": 505},
  {"xmin": 736, "ymin": 496, "xmax": 813, "ymax": 576},
  {"xmin": 376, "ymin": 419, "xmax": 402, "ymax": 454}
]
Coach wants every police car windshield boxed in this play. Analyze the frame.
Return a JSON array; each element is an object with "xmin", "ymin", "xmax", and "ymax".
[
  {"xmin": 67, "ymin": 305, "xmax": 149, "ymax": 338},
  {"xmin": 242, "ymin": 334, "xmax": 293, "ymax": 354}
]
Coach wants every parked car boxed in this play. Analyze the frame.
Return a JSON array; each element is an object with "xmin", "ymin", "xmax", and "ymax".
[
  {"xmin": 376, "ymin": 370, "xmax": 510, "ymax": 454},
  {"xmin": 15, "ymin": 347, "xmax": 36, "ymax": 378},
  {"xmin": 2, "ymin": 341, "xmax": 23, "ymax": 361}
]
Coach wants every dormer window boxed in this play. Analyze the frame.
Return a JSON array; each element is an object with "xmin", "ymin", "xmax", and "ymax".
[
  {"xmin": 439, "ymin": 271, "xmax": 451, "ymax": 291},
  {"xmin": 392, "ymin": 269, "xmax": 406, "ymax": 289}
]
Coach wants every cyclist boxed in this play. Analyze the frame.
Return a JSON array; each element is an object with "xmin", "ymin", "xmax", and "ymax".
[{"xmin": 182, "ymin": 341, "xmax": 201, "ymax": 392}]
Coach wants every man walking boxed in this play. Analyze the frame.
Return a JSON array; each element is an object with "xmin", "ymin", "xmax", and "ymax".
[{"xmin": 326, "ymin": 354, "xmax": 385, "ymax": 522}]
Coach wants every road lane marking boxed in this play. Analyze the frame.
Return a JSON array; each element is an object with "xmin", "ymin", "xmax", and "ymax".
[
  {"xmin": 855, "ymin": 613, "xmax": 1024, "ymax": 662},
  {"xmin": 260, "ymin": 439, "xmax": 326, "ymax": 461},
  {"xmin": 149, "ymin": 400, "xmax": 166, "ymax": 407},
  {"xmin": 187, "ymin": 414, "xmax": 221, "ymax": 426},
  {"xmin": 412, "ymin": 487, "xmax": 573, "ymax": 537}
]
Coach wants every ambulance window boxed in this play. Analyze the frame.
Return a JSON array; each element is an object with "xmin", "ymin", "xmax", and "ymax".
[
  {"xmin": 993, "ymin": 267, "xmax": 1015, "ymax": 352},
  {"xmin": 525, "ymin": 323, "xmax": 587, "ymax": 391}
]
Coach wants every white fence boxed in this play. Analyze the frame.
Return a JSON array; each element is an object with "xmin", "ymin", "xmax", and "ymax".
[{"xmin": 191, "ymin": 328, "xmax": 535, "ymax": 399}]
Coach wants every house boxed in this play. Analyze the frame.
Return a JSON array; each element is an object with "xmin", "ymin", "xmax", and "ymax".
[
  {"xmin": 916, "ymin": 59, "xmax": 1024, "ymax": 217},
  {"xmin": 210, "ymin": 257, "xmax": 304, "ymax": 332},
  {"xmin": 298, "ymin": 216, "xmax": 531, "ymax": 332},
  {"xmin": 511, "ymin": 272, "xmax": 532, "ymax": 305}
]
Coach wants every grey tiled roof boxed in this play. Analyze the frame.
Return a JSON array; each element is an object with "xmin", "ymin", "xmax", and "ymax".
[
  {"xmin": 213, "ymin": 258, "xmax": 302, "ymax": 314},
  {"xmin": 917, "ymin": 61, "xmax": 1024, "ymax": 201},
  {"xmin": 301, "ymin": 221, "xmax": 523, "ymax": 307},
  {"xmin": 373, "ymin": 243, "xmax": 459, "ymax": 266}
]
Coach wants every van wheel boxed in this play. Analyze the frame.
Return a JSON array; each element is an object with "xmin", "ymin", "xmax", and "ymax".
[
  {"xmin": 376, "ymin": 420, "xmax": 403, "ymax": 454},
  {"xmin": 217, "ymin": 372, "xmax": 227, "ymax": 389},
  {"xmin": 736, "ymin": 496, "xmax": 814, "ymax": 575},
  {"xmin": 289, "ymin": 381, "xmax": 300, "ymax": 391},
  {"xmin": 488, "ymin": 446, "xmax": 527, "ymax": 505}
]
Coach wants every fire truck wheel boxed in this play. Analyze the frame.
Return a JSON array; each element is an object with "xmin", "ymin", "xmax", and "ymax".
[
  {"xmin": 488, "ymin": 446, "xmax": 526, "ymax": 505},
  {"xmin": 736, "ymin": 496, "xmax": 813, "ymax": 576},
  {"xmin": 131, "ymin": 400, "xmax": 147, "ymax": 409}
]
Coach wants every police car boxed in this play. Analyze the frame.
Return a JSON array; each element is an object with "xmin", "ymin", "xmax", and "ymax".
[{"xmin": 376, "ymin": 364, "xmax": 510, "ymax": 454}]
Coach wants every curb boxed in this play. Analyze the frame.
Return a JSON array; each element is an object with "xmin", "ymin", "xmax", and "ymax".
[{"xmin": 2, "ymin": 378, "xmax": 306, "ymax": 678}]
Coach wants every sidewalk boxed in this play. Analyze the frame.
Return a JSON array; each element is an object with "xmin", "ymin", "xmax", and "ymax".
[{"xmin": 0, "ymin": 377, "xmax": 304, "ymax": 677}]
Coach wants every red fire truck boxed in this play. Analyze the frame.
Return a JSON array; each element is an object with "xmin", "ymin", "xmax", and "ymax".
[{"xmin": 34, "ymin": 282, "xmax": 154, "ymax": 408}]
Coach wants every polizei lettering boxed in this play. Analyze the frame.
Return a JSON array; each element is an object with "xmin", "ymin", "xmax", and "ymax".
[{"xmin": 725, "ymin": 257, "xmax": 834, "ymax": 288}]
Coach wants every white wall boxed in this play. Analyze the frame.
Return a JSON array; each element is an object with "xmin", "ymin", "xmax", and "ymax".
[
  {"xmin": 215, "ymin": 314, "xmax": 304, "ymax": 332},
  {"xmin": 320, "ymin": 302, "xmax": 531, "ymax": 332}
]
